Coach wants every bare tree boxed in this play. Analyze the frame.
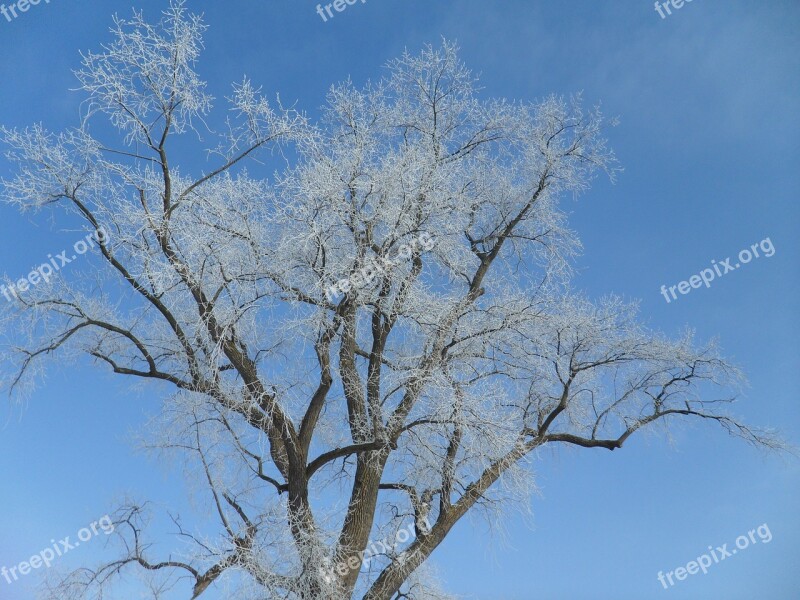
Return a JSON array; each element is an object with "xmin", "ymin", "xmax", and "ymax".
[{"xmin": 0, "ymin": 3, "xmax": 780, "ymax": 599}]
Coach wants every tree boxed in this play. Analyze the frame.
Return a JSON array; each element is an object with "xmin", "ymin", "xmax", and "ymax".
[{"xmin": 0, "ymin": 3, "xmax": 780, "ymax": 599}]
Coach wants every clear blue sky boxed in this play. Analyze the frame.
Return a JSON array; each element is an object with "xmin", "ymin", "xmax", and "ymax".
[{"xmin": 1, "ymin": 1, "xmax": 798, "ymax": 599}]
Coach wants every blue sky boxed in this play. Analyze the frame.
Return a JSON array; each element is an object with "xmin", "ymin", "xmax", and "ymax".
[{"xmin": 1, "ymin": 1, "xmax": 799, "ymax": 599}]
